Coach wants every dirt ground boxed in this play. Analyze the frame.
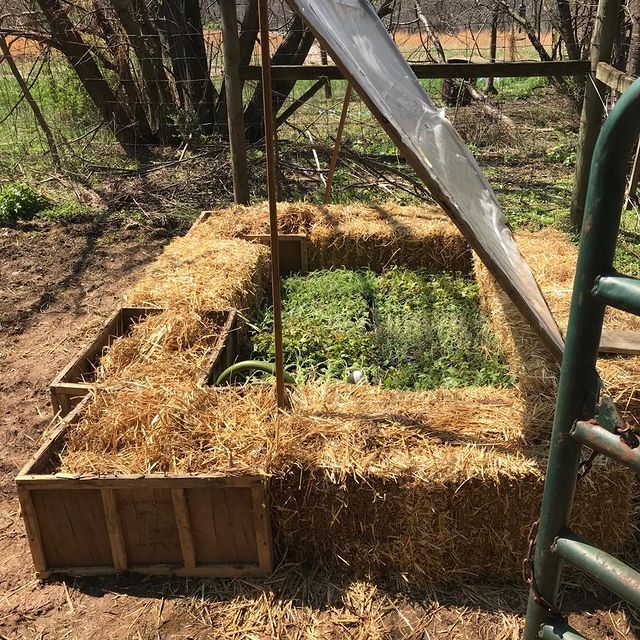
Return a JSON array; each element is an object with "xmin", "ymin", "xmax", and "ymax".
[{"xmin": 0, "ymin": 220, "xmax": 638, "ymax": 639}]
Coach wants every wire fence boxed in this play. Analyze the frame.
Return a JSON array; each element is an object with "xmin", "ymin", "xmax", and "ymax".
[{"xmin": 0, "ymin": 0, "xmax": 589, "ymax": 210}]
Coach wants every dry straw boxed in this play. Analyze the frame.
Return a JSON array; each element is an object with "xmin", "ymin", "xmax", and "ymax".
[
  {"xmin": 56, "ymin": 205, "xmax": 636, "ymax": 583},
  {"xmin": 197, "ymin": 201, "xmax": 472, "ymax": 273},
  {"xmin": 475, "ymin": 227, "xmax": 640, "ymax": 417}
]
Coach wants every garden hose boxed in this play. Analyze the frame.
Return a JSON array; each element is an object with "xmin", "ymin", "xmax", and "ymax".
[{"xmin": 216, "ymin": 360, "xmax": 296, "ymax": 386}]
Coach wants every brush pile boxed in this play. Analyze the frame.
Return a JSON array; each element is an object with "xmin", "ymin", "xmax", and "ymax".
[{"xmin": 55, "ymin": 204, "xmax": 636, "ymax": 584}]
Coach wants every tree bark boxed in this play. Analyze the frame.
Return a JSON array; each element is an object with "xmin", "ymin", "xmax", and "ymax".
[
  {"xmin": 158, "ymin": 0, "xmax": 218, "ymax": 133},
  {"xmin": 627, "ymin": 0, "xmax": 640, "ymax": 74},
  {"xmin": 555, "ymin": 0, "xmax": 581, "ymax": 60},
  {"xmin": 35, "ymin": 0, "xmax": 147, "ymax": 152},
  {"xmin": 92, "ymin": 3, "xmax": 153, "ymax": 140},
  {"xmin": 109, "ymin": 0, "xmax": 174, "ymax": 137},
  {"xmin": 214, "ymin": 0, "xmax": 259, "ymax": 126},
  {"xmin": 243, "ymin": 14, "xmax": 315, "ymax": 142}
]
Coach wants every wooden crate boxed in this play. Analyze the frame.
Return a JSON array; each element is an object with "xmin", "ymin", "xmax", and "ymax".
[
  {"xmin": 241, "ymin": 234, "xmax": 308, "ymax": 276},
  {"xmin": 51, "ymin": 308, "xmax": 240, "ymax": 417},
  {"xmin": 17, "ymin": 396, "xmax": 273, "ymax": 579}
]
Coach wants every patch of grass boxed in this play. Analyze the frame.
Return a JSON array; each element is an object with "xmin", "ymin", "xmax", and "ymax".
[
  {"xmin": 37, "ymin": 201, "xmax": 91, "ymax": 222},
  {"xmin": 252, "ymin": 268, "xmax": 513, "ymax": 389},
  {"xmin": 0, "ymin": 182, "xmax": 48, "ymax": 224},
  {"xmin": 493, "ymin": 75, "xmax": 548, "ymax": 100}
]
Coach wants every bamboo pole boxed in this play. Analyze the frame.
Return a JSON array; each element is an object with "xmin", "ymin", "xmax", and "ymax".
[
  {"xmin": 220, "ymin": 0, "xmax": 250, "ymax": 204},
  {"xmin": 323, "ymin": 84, "xmax": 352, "ymax": 204},
  {"xmin": 257, "ymin": 0, "xmax": 286, "ymax": 408}
]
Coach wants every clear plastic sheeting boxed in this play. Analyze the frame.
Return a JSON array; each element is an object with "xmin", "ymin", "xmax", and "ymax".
[{"xmin": 286, "ymin": 0, "xmax": 564, "ymax": 360}]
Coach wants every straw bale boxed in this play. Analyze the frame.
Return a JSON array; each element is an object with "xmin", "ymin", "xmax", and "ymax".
[
  {"xmin": 307, "ymin": 203, "xmax": 471, "ymax": 273},
  {"xmin": 475, "ymin": 228, "xmax": 640, "ymax": 414},
  {"xmin": 195, "ymin": 202, "xmax": 471, "ymax": 273},
  {"xmin": 59, "ymin": 382, "xmax": 633, "ymax": 583},
  {"xmin": 126, "ymin": 235, "xmax": 269, "ymax": 315},
  {"xmin": 197, "ymin": 201, "xmax": 319, "ymax": 237}
]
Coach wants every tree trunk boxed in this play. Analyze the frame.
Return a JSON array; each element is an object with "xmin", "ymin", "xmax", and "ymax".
[
  {"xmin": 555, "ymin": 0, "xmax": 581, "ymax": 60},
  {"xmin": 109, "ymin": 0, "xmax": 174, "ymax": 138},
  {"xmin": 243, "ymin": 14, "xmax": 315, "ymax": 142},
  {"xmin": 36, "ymin": 0, "xmax": 148, "ymax": 152},
  {"xmin": 214, "ymin": 0, "xmax": 259, "ymax": 129},
  {"xmin": 627, "ymin": 0, "xmax": 640, "ymax": 74},
  {"xmin": 486, "ymin": 7, "xmax": 499, "ymax": 94},
  {"xmin": 158, "ymin": 0, "xmax": 218, "ymax": 133},
  {"xmin": 93, "ymin": 4, "xmax": 154, "ymax": 140}
]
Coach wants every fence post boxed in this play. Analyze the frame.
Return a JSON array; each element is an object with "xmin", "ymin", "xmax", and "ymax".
[
  {"xmin": 220, "ymin": 0, "xmax": 250, "ymax": 204},
  {"xmin": 570, "ymin": 0, "xmax": 621, "ymax": 228}
]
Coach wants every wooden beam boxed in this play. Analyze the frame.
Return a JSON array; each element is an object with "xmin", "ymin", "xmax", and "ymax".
[
  {"xmin": 101, "ymin": 489, "xmax": 127, "ymax": 571},
  {"xmin": 220, "ymin": 0, "xmax": 250, "ymax": 204},
  {"xmin": 570, "ymin": 0, "xmax": 623, "ymax": 228},
  {"xmin": 239, "ymin": 60, "xmax": 589, "ymax": 81},
  {"xmin": 595, "ymin": 61, "xmax": 637, "ymax": 93}
]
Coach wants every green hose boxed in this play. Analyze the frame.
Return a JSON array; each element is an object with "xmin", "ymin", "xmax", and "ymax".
[{"xmin": 215, "ymin": 360, "xmax": 296, "ymax": 386}]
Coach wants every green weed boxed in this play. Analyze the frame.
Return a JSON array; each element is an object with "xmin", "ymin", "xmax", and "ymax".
[{"xmin": 0, "ymin": 183, "xmax": 47, "ymax": 224}]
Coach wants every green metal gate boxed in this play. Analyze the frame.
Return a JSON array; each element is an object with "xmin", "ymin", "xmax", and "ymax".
[{"xmin": 523, "ymin": 79, "xmax": 640, "ymax": 639}]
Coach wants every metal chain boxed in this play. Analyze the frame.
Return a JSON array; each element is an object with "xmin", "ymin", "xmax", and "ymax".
[
  {"xmin": 616, "ymin": 424, "xmax": 640, "ymax": 449},
  {"xmin": 577, "ymin": 448, "xmax": 600, "ymax": 480},
  {"xmin": 522, "ymin": 520, "xmax": 566, "ymax": 619}
]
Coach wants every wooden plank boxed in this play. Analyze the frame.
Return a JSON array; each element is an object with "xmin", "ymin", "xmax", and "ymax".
[
  {"xmin": 50, "ymin": 307, "xmax": 162, "ymax": 417},
  {"xmin": 221, "ymin": 487, "xmax": 258, "ymax": 563},
  {"xmin": 596, "ymin": 61, "xmax": 637, "ymax": 93},
  {"xmin": 239, "ymin": 60, "xmax": 590, "ymax": 81},
  {"xmin": 188, "ymin": 487, "xmax": 257, "ymax": 564},
  {"xmin": 101, "ymin": 489, "xmax": 128, "ymax": 571},
  {"xmin": 15, "ymin": 474, "xmax": 264, "ymax": 490},
  {"xmin": 242, "ymin": 234, "xmax": 307, "ymax": 275},
  {"xmin": 31, "ymin": 489, "xmax": 112, "ymax": 568},
  {"xmin": 17, "ymin": 487, "xmax": 47, "ymax": 574},
  {"xmin": 50, "ymin": 308, "xmax": 121, "ymax": 387},
  {"xmin": 46, "ymin": 563, "xmax": 264, "ymax": 578},
  {"xmin": 251, "ymin": 484, "xmax": 274, "ymax": 573},
  {"xmin": 118, "ymin": 488, "xmax": 182, "ymax": 565},
  {"xmin": 171, "ymin": 489, "xmax": 197, "ymax": 569},
  {"xmin": 188, "ymin": 210, "xmax": 213, "ymax": 232},
  {"xmin": 17, "ymin": 394, "xmax": 91, "ymax": 476},
  {"xmin": 599, "ymin": 328, "xmax": 640, "ymax": 354},
  {"xmin": 198, "ymin": 309, "xmax": 237, "ymax": 386}
]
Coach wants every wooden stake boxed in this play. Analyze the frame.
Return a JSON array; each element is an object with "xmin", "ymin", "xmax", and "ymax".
[
  {"xmin": 220, "ymin": 0, "xmax": 250, "ymax": 204},
  {"xmin": 258, "ymin": 0, "xmax": 286, "ymax": 409},
  {"xmin": 323, "ymin": 84, "xmax": 352, "ymax": 204},
  {"xmin": 570, "ymin": 0, "xmax": 622, "ymax": 228}
]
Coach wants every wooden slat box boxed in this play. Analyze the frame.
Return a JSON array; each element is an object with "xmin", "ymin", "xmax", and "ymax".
[
  {"xmin": 241, "ymin": 234, "xmax": 308, "ymax": 276},
  {"xmin": 50, "ymin": 308, "xmax": 240, "ymax": 417},
  {"xmin": 17, "ymin": 396, "xmax": 273, "ymax": 579}
]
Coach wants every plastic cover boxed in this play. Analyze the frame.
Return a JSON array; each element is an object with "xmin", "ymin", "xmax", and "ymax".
[{"xmin": 286, "ymin": 0, "xmax": 564, "ymax": 359}]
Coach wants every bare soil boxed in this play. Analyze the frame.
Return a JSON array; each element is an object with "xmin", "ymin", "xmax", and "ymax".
[{"xmin": 0, "ymin": 221, "xmax": 638, "ymax": 639}]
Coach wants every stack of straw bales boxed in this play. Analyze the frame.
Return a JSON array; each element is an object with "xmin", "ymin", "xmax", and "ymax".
[{"xmin": 57, "ymin": 204, "xmax": 636, "ymax": 584}]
